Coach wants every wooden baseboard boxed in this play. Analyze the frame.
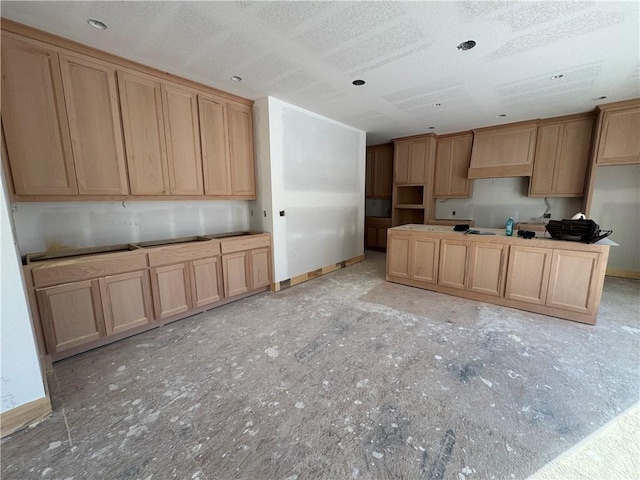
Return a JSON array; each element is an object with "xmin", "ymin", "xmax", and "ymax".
[
  {"xmin": 0, "ymin": 396, "xmax": 51, "ymax": 438},
  {"xmin": 606, "ymin": 268, "xmax": 640, "ymax": 279},
  {"xmin": 272, "ymin": 254, "xmax": 365, "ymax": 292}
]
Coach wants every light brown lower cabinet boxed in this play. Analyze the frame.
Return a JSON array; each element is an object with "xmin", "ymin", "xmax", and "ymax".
[
  {"xmin": 386, "ymin": 226, "xmax": 609, "ymax": 324},
  {"xmin": 27, "ymin": 234, "xmax": 272, "ymax": 361},
  {"xmin": 365, "ymin": 217, "xmax": 391, "ymax": 249}
]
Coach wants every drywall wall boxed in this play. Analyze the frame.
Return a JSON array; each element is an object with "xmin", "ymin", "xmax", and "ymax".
[
  {"xmin": 0, "ymin": 172, "xmax": 46, "ymax": 414},
  {"xmin": 434, "ymin": 177, "xmax": 583, "ymax": 228},
  {"xmin": 589, "ymin": 164, "xmax": 640, "ymax": 274},
  {"xmin": 253, "ymin": 97, "xmax": 365, "ymax": 283},
  {"xmin": 12, "ymin": 200, "xmax": 250, "ymax": 255}
]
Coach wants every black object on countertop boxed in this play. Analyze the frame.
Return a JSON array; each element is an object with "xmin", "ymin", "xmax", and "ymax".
[
  {"xmin": 453, "ymin": 224, "xmax": 470, "ymax": 231},
  {"xmin": 518, "ymin": 230, "xmax": 536, "ymax": 239},
  {"xmin": 465, "ymin": 229, "xmax": 496, "ymax": 235},
  {"xmin": 545, "ymin": 219, "xmax": 612, "ymax": 244}
]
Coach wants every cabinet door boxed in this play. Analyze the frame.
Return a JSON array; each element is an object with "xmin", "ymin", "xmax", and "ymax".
[
  {"xmin": 505, "ymin": 246, "xmax": 552, "ymax": 305},
  {"xmin": 408, "ymin": 140, "xmax": 427, "ymax": 183},
  {"xmin": 100, "ymin": 270, "xmax": 153, "ymax": 335},
  {"xmin": 1, "ymin": 35, "xmax": 77, "ymax": 195},
  {"xmin": 378, "ymin": 226, "xmax": 389, "ymax": 249},
  {"xmin": 150, "ymin": 263, "xmax": 191, "ymax": 319},
  {"xmin": 249, "ymin": 248, "xmax": 271, "ymax": 290},
  {"xmin": 373, "ymin": 145, "xmax": 393, "ymax": 198},
  {"xmin": 118, "ymin": 70, "xmax": 169, "ymax": 195},
  {"xmin": 394, "ymin": 143, "xmax": 410, "ymax": 184},
  {"xmin": 365, "ymin": 224, "xmax": 378, "ymax": 248},
  {"xmin": 365, "ymin": 148, "xmax": 374, "ymax": 198},
  {"xmin": 161, "ymin": 83, "xmax": 204, "ymax": 195},
  {"xmin": 59, "ymin": 54, "xmax": 128, "ymax": 195},
  {"xmin": 438, "ymin": 240, "xmax": 468, "ymax": 290},
  {"xmin": 190, "ymin": 257, "xmax": 223, "ymax": 307},
  {"xmin": 596, "ymin": 107, "xmax": 640, "ymax": 165},
  {"xmin": 410, "ymin": 237, "xmax": 439, "ymax": 284},
  {"xmin": 434, "ymin": 139, "xmax": 452, "ymax": 197},
  {"xmin": 546, "ymin": 250, "xmax": 600, "ymax": 314},
  {"xmin": 36, "ymin": 280, "xmax": 103, "ymax": 353},
  {"xmin": 223, "ymin": 251, "xmax": 249, "ymax": 297},
  {"xmin": 199, "ymin": 94, "xmax": 231, "ymax": 195},
  {"xmin": 387, "ymin": 234, "xmax": 411, "ymax": 278},
  {"xmin": 530, "ymin": 123, "xmax": 563, "ymax": 195},
  {"xmin": 555, "ymin": 118, "xmax": 593, "ymax": 195},
  {"xmin": 467, "ymin": 243, "xmax": 507, "ymax": 297},
  {"xmin": 228, "ymin": 102, "xmax": 256, "ymax": 196}
]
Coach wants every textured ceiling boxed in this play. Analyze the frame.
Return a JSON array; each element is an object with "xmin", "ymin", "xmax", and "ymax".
[{"xmin": 2, "ymin": 1, "xmax": 639, "ymax": 144}]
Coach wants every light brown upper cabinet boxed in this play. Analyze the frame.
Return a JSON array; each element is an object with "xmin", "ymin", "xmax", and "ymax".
[
  {"xmin": 594, "ymin": 100, "xmax": 640, "ymax": 165},
  {"xmin": 161, "ymin": 82, "xmax": 204, "ymax": 195},
  {"xmin": 529, "ymin": 115, "xmax": 594, "ymax": 197},
  {"xmin": 117, "ymin": 70, "xmax": 170, "ymax": 195},
  {"xmin": 1, "ymin": 34, "xmax": 77, "ymax": 195},
  {"xmin": 366, "ymin": 144, "xmax": 393, "ymax": 198},
  {"xmin": 200, "ymin": 94, "xmax": 256, "ymax": 197},
  {"xmin": 434, "ymin": 133, "xmax": 473, "ymax": 198},
  {"xmin": 59, "ymin": 53, "xmax": 129, "ymax": 195},
  {"xmin": 394, "ymin": 138, "xmax": 428, "ymax": 184},
  {"xmin": 468, "ymin": 122, "xmax": 538, "ymax": 179}
]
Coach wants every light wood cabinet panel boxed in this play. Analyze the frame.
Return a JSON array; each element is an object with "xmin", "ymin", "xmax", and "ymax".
[
  {"xmin": 529, "ymin": 116, "xmax": 594, "ymax": 197},
  {"xmin": 161, "ymin": 83, "xmax": 203, "ymax": 195},
  {"xmin": 434, "ymin": 134, "xmax": 473, "ymax": 198},
  {"xmin": 1, "ymin": 34, "xmax": 77, "ymax": 195},
  {"xmin": 228, "ymin": 102, "xmax": 256, "ymax": 196},
  {"xmin": 250, "ymin": 247, "xmax": 271, "ymax": 289},
  {"xmin": 438, "ymin": 240, "xmax": 468, "ymax": 290},
  {"xmin": 468, "ymin": 123, "xmax": 537, "ymax": 178},
  {"xmin": 411, "ymin": 237, "xmax": 439, "ymax": 284},
  {"xmin": 223, "ymin": 251, "xmax": 250, "ymax": 297},
  {"xmin": 387, "ymin": 235, "xmax": 411, "ymax": 278},
  {"xmin": 394, "ymin": 139, "xmax": 428, "ymax": 184},
  {"xmin": 36, "ymin": 280, "xmax": 103, "ymax": 353},
  {"xmin": 366, "ymin": 144, "xmax": 393, "ymax": 198},
  {"xmin": 365, "ymin": 217, "xmax": 391, "ymax": 249},
  {"xmin": 190, "ymin": 257, "xmax": 223, "ymax": 307},
  {"xmin": 199, "ymin": 94, "xmax": 231, "ymax": 195},
  {"xmin": 547, "ymin": 250, "xmax": 600, "ymax": 314},
  {"xmin": 505, "ymin": 246, "xmax": 552, "ymax": 305},
  {"xmin": 117, "ymin": 70, "xmax": 170, "ymax": 195},
  {"xmin": 467, "ymin": 243, "xmax": 507, "ymax": 297},
  {"xmin": 150, "ymin": 263, "xmax": 191, "ymax": 319},
  {"xmin": 595, "ymin": 105, "xmax": 640, "ymax": 165},
  {"xmin": 99, "ymin": 270, "xmax": 153, "ymax": 334},
  {"xmin": 394, "ymin": 143, "xmax": 410, "ymax": 184},
  {"xmin": 59, "ymin": 54, "xmax": 129, "ymax": 195}
]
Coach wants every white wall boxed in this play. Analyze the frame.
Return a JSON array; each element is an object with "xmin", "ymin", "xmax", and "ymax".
[
  {"xmin": 1, "ymin": 173, "xmax": 46, "ymax": 414},
  {"xmin": 434, "ymin": 177, "xmax": 583, "ymax": 228},
  {"xmin": 12, "ymin": 200, "xmax": 250, "ymax": 254},
  {"xmin": 590, "ymin": 164, "xmax": 640, "ymax": 273},
  {"xmin": 252, "ymin": 97, "xmax": 366, "ymax": 282}
]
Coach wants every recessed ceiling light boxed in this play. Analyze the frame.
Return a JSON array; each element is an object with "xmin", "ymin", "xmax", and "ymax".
[
  {"xmin": 231, "ymin": 75, "xmax": 242, "ymax": 82},
  {"xmin": 352, "ymin": 79, "xmax": 366, "ymax": 86},
  {"xmin": 456, "ymin": 40, "xmax": 476, "ymax": 51},
  {"xmin": 550, "ymin": 74, "xmax": 564, "ymax": 79},
  {"xmin": 432, "ymin": 103, "xmax": 441, "ymax": 107},
  {"xmin": 428, "ymin": 126, "xmax": 436, "ymax": 130},
  {"xmin": 496, "ymin": 114, "xmax": 507, "ymax": 117},
  {"xmin": 87, "ymin": 19, "xmax": 107, "ymax": 30},
  {"xmin": 592, "ymin": 95, "xmax": 607, "ymax": 101}
]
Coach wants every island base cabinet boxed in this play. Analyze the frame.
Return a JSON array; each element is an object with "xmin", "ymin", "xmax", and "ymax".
[
  {"xmin": 546, "ymin": 250, "xmax": 601, "ymax": 314},
  {"xmin": 150, "ymin": 263, "xmax": 191, "ymax": 320},
  {"xmin": 438, "ymin": 240, "xmax": 468, "ymax": 290},
  {"xmin": 37, "ymin": 280, "xmax": 104, "ymax": 354},
  {"xmin": 411, "ymin": 238, "xmax": 439, "ymax": 284},
  {"xmin": 505, "ymin": 246, "xmax": 552, "ymax": 305},
  {"xmin": 387, "ymin": 235, "xmax": 411, "ymax": 278},
  {"xmin": 99, "ymin": 271, "xmax": 154, "ymax": 335},
  {"xmin": 190, "ymin": 257, "xmax": 223, "ymax": 308},
  {"xmin": 468, "ymin": 243, "xmax": 508, "ymax": 297}
]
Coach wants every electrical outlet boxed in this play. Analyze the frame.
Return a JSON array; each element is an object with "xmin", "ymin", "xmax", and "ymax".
[
  {"xmin": 543, "ymin": 213, "xmax": 551, "ymax": 218},
  {"xmin": 452, "ymin": 211, "xmax": 456, "ymax": 216}
]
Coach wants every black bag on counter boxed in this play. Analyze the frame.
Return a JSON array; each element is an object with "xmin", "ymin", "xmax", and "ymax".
[{"xmin": 545, "ymin": 219, "xmax": 612, "ymax": 244}]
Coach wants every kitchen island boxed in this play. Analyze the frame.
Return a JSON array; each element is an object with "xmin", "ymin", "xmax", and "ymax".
[{"xmin": 386, "ymin": 224, "xmax": 610, "ymax": 324}]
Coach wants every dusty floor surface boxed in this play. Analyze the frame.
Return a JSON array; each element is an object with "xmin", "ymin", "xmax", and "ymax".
[{"xmin": 2, "ymin": 251, "xmax": 639, "ymax": 480}]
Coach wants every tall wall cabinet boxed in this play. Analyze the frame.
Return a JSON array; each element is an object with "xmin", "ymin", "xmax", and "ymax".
[{"xmin": 0, "ymin": 22, "xmax": 256, "ymax": 201}]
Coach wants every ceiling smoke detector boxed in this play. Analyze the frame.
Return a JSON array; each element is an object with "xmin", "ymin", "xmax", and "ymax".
[
  {"xmin": 352, "ymin": 79, "xmax": 366, "ymax": 86},
  {"xmin": 231, "ymin": 75, "xmax": 242, "ymax": 82},
  {"xmin": 87, "ymin": 19, "xmax": 107, "ymax": 30},
  {"xmin": 456, "ymin": 40, "xmax": 476, "ymax": 51}
]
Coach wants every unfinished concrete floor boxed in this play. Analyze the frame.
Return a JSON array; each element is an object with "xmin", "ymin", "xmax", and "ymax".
[{"xmin": 2, "ymin": 251, "xmax": 639, "ymax": 480}]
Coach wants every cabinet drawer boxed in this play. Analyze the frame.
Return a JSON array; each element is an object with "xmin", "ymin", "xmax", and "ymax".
[
  {"xmin": 220, "ymin": 234, "xmax": 270, "ymax": 254},
  {"xmin": 147, "ymin": 241, "xmax": 221, "ymax": 267},
  {"xmin": 32, "ymin": 251, "xmax": 148, "ymax": 288}
]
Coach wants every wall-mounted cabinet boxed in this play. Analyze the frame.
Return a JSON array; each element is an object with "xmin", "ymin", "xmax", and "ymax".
[
  {"xmin": 394, "ymin": 137, "xmax": 432, "ymax": 184},
  {"xmin": 1, "ymin": 23, "xmax": 256, "ymax": 201},
  {"xmin": 594, "ymin": 100, "xmax": 640, "ymax": 165},
  {"xmin": 468, "ymin": 122, "xmax": 538, "ymax": 179},
  {"xmin": 434, "ymin": 133, "xmax": 473, "ymax": 198},
  {"xmin": 529, "ymin": 115, "xmax": 594, "ymax": 197},
  {"xmin": 366, "ymin": 144, "xmax": 393, "ymax": 198}
]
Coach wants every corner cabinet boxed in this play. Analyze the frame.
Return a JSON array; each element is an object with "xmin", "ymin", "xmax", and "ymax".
[
  {"xmin": 434, "ymin": 133, "xmax": 473, "ymax": 198},
  {"xmin": 468, "ymin": 122, "xmax": 538, "ymax": 179},
  {"xmin": 529, "ymin": 115, "xmax": 594, "ymax": 197},
  {"xmin": 593, "ymin": 100, "xmax": 640, "ymax": 165}
]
